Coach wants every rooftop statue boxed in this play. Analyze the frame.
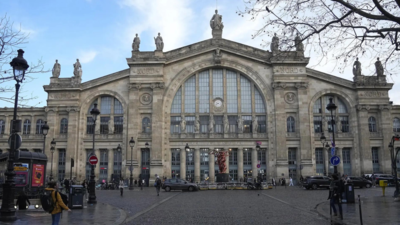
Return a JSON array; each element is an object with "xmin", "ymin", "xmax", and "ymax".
[
  {"xmin": 52, "ymin": 59, "xmax": 61, "ymax": 78},
  {"xmin": 73, "ymin": 59, "xmax": 82, "ymax": 77},
  {"xmin": 210, "ymin": 9, "xmax": 224, "ymax": 30},
  {"xmin": 132, "ymin": 33, "xmax": 140, "ymax": 51},
  {"xmin": 154, "ymin": 33, "xmax": 164, "ymax": 51},
  {"xmin": 352, "ymin": 58, "xmax": 361, "ymax": 76},
  {"xmin": 271, "ymin": 33, "xmax": 279, "ymax": 52},
  {"xmin": 375, "ymin": 57, "xmax": 384, "ymax": 76}
]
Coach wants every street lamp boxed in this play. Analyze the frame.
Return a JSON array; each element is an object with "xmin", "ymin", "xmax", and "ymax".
[
  {"xmin": 0, "ymin": 49, "xmax": 29, "ymax": 222},
  {"xmin": 388, "ymin": 134, "xmax": 400, "ymax": 198},
  {"xmin": 185, "ymin": 143, "xmax": 190, "ymax": 152},
  {"xmin": 49, "ymin": 139, "xmax": 56, "ymax": 181},
  {"xmin": 326, "ymin": 98, "xmax": 338, "ymax": 175},
  {"xmin": 320, "ymin": 132, "xmax": 330, "ymax": 176},
  {"xmin": 88, "ymin": 103, "xmax": 100, "ymax": 204},
  {"xmin": 42, "ymin": 121, "xmax": 49, "ymax": 154},
  {"xmin": 129, "ymin": 137, "xmax": 135, "ymax": 190},
  {"xmin": 116, "ymin": 144, "xmax": 122, "ymax": 180}
]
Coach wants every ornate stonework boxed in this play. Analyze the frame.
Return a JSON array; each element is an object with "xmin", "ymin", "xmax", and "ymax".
[
  {"xmin": 140, "ymin": 93, "xmax": 152, "ymax": 105},
  {"xmin": 284, "ymin": 92, "xmax": 296, "ymax": 104}
]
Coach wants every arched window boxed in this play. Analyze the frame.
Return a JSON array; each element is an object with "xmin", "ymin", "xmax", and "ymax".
[
  {"xmin": 313, "ymin": 96, "xmax": 349, "ymax": 133},
  {"xmin": 394, "ymin": 118, "xmax": 400, "ymax": 132},
  {"xmin": 60, "ymin": 118, "xmax": 68, "ymax": 134},
  {"xmin": 36, "ymin": 119, "xmax": 45, "ymax": 134},
  {"xmin": 23, "ymin": 119, "xmax": 31, "ymax": 134},
  {"xmin": 0, "ymin": 120, "xmax": 5, "ymax": 134},
  {"xmin": 87, "ymin": 96, "xmax": 124, "ymax": 134},
  {"xmin": 170, "ymin": 69, "xmax": 267, "ymax": 134},
  {"xmin": 142, "ymin": 117, "xmax": 151, "ymax": 133},
  {"xmin": 369, "ymin": 117, "xmax": 377, "ymax": 132},
  {"xmin": 287, "ymin": 116, "xmax": 295, "ymax": 132}
]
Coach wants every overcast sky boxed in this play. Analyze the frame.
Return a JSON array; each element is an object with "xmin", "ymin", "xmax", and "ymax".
[{"xmin": 2, "ymin": 0, "xmax": 399, "ymax": 107}]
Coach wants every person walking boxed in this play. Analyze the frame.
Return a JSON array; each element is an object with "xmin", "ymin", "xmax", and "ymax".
[
  {"xmin": 16, "ymin": 191, "xmax": 30, "ymax": 210},
  {"xmin": 45, "ymin": 181, "xmax": 71, "ymax": 225},
  {"xmin": 141, "ymin": 179, "xmax": 145, "ymax": 190},
  {"xmin": 289, "ymin": 177, "xmax": 294, "ymax": 186},
  {"xmin": 371, "ymin": 173, "xmax": 376, "ymax": 187},
  {"xmin": 328, "ymin": 174, "xmax": 344, "ymax": 219},
  {"xmin": 119, "ymin": 179, "xmax": 124, "ymax": 196},
  {"xmin": 82, "ymin": 179, "xmax": 88, "ymax": 200},
  {"xmin": 134, "ymin": 179, "xmax": 137, "ymax": 187},
  {"xmin": 63, "ymin": 179, "xmax": 70, "ymax": 194},
  {"xmin": 155, "ymin": 176, "xmax": 162, "ymax": 196}
]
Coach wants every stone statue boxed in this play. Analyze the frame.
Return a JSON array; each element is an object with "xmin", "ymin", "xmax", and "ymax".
[
  {"xmin": 194, "ymin": 115, "xmax": 200, "ymax": 133},
  {"xmin": 271, "ymin": 33, "xmax": 279, "ymax": 52},
  {"xmin": 210, "ymin": 9, "xmax": 224, "ymax": 30},
  {"xmin": 108, "ymin": 119, "xmax": 114, "ymax": 134},
  {"xmin": 73, "ymin": 59, "xmax": 82, "ymax": 77},
  {"xmin": 237, "ymin": 116, "xmax": 243, "ymax": 133},
  {"xmin": 154, "ymin": 33, "xmax": 164, "ymax": 51},
  {"xmin": 353, "ymin": 57, "xmax": 361, "ymax": 76},
  {"xmin": 132, "ymin": 33, "xmax": 140, "ymax": 51},
  {"xmin": 209, "ymin": 114, "xmax": 215, "ymax": 133},
  {"xmin": 375, "ymin": 57, "xmax": 384, "ymax": 76},
  {"xmin": 252, "ymin": 116, "xmax": 258, "ymax": 133},
  {"xmin": 223, "ymin": 115, "xmax": 229, "ymax": 133},
  {"xmin": 52, "ymin": 60, "xmax": 61, "ymax": 78},
  {"xmin": 295, "ymin": 34, "xmax": 304, "ymax": 52},
  {"xmin": 180, "ymin": 116, "xmax": 186, "ymax": 133}
]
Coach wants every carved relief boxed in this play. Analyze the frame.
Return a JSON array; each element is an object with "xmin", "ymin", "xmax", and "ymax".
[
  {"xmin": 379, "ymin": 105, "xmax": 392, "ymax": 111},
  {"xmin": 359, "ymin": 91, "xmax": 387, "ymax": 98},
  {"xmin": 49, "ymin": 92, "xmax": 78, "ymax": 99},
  {"xmin": 284, "ymin": 92, "xmax": 296, "ymax": 104},
  {"xmin": 295, "ymin": 82, "xmax": 308, "ymax": 89},
  {"xmin": 140, "ymin": 93, "xmax": 152, "ymax": 105},
  {"xmin": 131, "ymin": 67, "xmax": 161, "ymax": 75},
  {"xmin": 274, "ymin": 66, "xmax": 304, "ymax": 74},
  {"xmin": 129, "ymin": 83, "xmax": 142, "ymax": 90},
  {"xmin": 272, "ymin": 82, "xmax": 287, "ymax": 89}
]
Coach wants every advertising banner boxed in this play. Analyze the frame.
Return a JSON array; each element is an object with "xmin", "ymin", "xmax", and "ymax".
[
  {"xmin": 15, "ymin": 171, "xmax": 28, "ymax": 187},
  {"xmin": 32, "ymin": 164, "xmax": 44, "ymax": 187}
]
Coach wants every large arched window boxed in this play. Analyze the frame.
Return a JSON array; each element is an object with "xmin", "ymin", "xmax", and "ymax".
[
  {"xmin": 23, "ymin": 119, "xmax": 31, "ymax": 134},
  {"xmin": 287, "ymin": 116, "xmax": 295, "ymax": 132},
  {"xmin": 36, "ymin": 119, "xmax": 45, "ymax": 134},
  {"xmin": 369, "ymin": 117, "xmax": 377, "ymax": 132},
  {"xmin": 60, "ymin": 118, "xmax": 68, "ymax": 134},
  {"xmin": 142, "ymin": 117, "xmax": 151, "ymax": 133},
  {"xmin": 0, "ymin": 120, "xmax": 5, "ymax": 134},
  {"xmin": 313, "ymin": 95, "xmax": 349, "ymax": 133},
  {"xmin": 170, "ymin": 69, "xmax": 267, "ymax": 134},
  {"xmin": 394, "ymin": 118, "xmax": 400, "ymax": 132},
  {"xmin": 87, "ymin": 96, "xmax": 124, "ymax": 134}
]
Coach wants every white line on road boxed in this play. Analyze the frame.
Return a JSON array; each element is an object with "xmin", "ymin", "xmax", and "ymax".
[
  {"xmin": 124, "ymin": 192, "xmax": 181, "ymax": 223},
  {"xmin": 261, "ymin": 193, "xmax": 319, "ymax": 217}
]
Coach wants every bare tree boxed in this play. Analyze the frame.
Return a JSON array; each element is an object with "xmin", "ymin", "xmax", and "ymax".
[
  {"xmin": 238, "ymin": 0, "xmax": 400, "ymax": 75},
  {"xmin": 0, "ymin": 14, "xmax": 49, "ymax": 106}
]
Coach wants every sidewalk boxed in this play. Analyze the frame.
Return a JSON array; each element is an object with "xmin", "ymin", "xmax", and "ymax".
[
  {"xmin": 316, "ymin": 195, "xmax": 400, "ymax": 225},
  {"xmin": 1, "ymin": 202, "xmax": 126, "ymax": 225}
]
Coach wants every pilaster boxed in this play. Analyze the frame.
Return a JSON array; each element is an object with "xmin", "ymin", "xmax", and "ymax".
[
  {"xmin": 356, "ymin": 105, "xmax": 370, "ymax": 174},
  {"xmin": 252, "ymin": 148, "xmax": 257, "ymax": 178},
  {"xmin": 194, "ymin": 148, "xmax": 200, "ymax": 182},
  {"xmin": 180, "ymin": 150, "xmax": 186, "ymax": 180},
  {"xmin": 238, "ymin": 148, "xmax": 244, "ymax": 181},
  {"xmin": 379, "ymin": 105, "xmax": 393, "ymax": 173},
  {"xmin": 209, "ymin": 153, "xmax": 215, "ymax": 182}
]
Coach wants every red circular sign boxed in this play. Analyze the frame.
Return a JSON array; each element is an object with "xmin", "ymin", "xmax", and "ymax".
[{"xmin": 89, "ymin": 155, "xmax": 98, "ymax": 165}]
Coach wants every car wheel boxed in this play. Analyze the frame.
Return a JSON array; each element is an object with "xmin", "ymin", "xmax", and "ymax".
[
  {"xmin": 312, "ymin": 184, "xmax": 318, "ymax": 190},
  {"xmin": 165, "ymin": 186, "xmax": 171, "ymax": 192},
  {"xmin": 365, "ymin": 184, "xmax": 371, "ymax": 188},
  {"xmin": 188, "ymin": 186, "xmax": 194, "ymax": 192},
  {"xmin": 306, "ymin": 187, "xmax": 310, "ymax": 190}
]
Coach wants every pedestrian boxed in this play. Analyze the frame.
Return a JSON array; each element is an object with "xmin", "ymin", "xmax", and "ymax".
[
  {"xmin": 63, "ymin": 178, "xmax": 70, "ymax": 194},
  {"xmin": 371, "ymin": 173, "xmax": 376, "ymax": 187},
  {"xmin": 328, "ymin": 174, "xmax": 344, "ymax": 219},
  {"xmin": 289, "ymin": 177, "xmax": 294, "ymax": 186},
  {"xmin": 141, "ymin": 179, "xmax": 145, "ymax": 190},
  {"xmin": 300, "ymin": 175, "xmax": 304, "ymax": 184},
  {"xmin": 16, "ymin": 191, "xmax": 30, "ymax": 210},
  {"xmin": 134, "ymin": 179, "xmax": 137, "ymax": 187},
  {"xmin": 272, "ymin": 178, "xmax": 276, "ymax": 186},
  {"xmin": 45, "ymin": 181, "xmax": 71, "ymax": 225},
  {"xmin": 155, "ymin": 176, "xmax": 162, "ymax": 196},
  {"xmin": 119, "ymin": 178, "xmax": 124, "ymax": 196},
  {"xmin": 81, "ymin": 179, "xmax": 87, "ymax": 200}
]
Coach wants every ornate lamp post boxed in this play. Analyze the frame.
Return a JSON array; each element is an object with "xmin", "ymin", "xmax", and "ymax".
[
  {"xmin": 129, "ymin": 137, "xmax": 135, "ymax": 190},
  {"xmin": 326, "ymin": 98, "xmax": 338, "ymax": 175},
  {"xmin": 49, "ymin": 139, "xmax": 56, "ymax": 181},
  {"xmin": 185, "ymin": 143, "xmax": 192, "ymax": 181},
  {"xmin": 42, "ymin": 121, "xmax": 49, "ymax": 154},
  {"xmin": 256, "ymin": 143, "xmax": 261, "ymax": 179},
  {"xmin": 388, "ymin": 134, "xmax": 400, "ymax": 198},
  {"xmin": 0, "ymin": 49, "xmax": 29, "ymax": 221},
  {"xmin": 116, "ymin": 144, "xmax": 122, "ymax": 180},
  {"xmin": 88, "ymin": 103, "xmax": 100, "ymax": 204},
  {"xmin": 320, "ymin": 132, "xmax": 330, "ymax": 176}
]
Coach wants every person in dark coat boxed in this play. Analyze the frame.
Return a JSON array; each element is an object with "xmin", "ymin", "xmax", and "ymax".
[
  {"xmin": 16, "ymin": 191, "xmax": 30, "ymax": 210},
  {"xmin": 328, "ymin": 174, "xmax": 344, "ymax": 219},
  {"xmin": 64, "ymin": 179, "xmax": 70, "ymax": 194}
]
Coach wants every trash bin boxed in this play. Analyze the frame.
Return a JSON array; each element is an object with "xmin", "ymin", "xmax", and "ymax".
[
  {"xmin": 343, "ymin": 183, "xmax": 355, "ymax": 203},
  {"xmin": 68, "ymin": 185, "xmax": 84, "ymax": 209}
]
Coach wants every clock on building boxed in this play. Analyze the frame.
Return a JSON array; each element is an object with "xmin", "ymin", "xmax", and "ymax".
[{"xmin": 214, "ymin": 99, "xmax": 223, "ymax": 108}]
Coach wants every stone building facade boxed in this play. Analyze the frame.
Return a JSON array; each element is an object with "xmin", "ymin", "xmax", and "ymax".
[{"xmin": 1, "ymin": 12, "xmax": 400, "ymax": 185}]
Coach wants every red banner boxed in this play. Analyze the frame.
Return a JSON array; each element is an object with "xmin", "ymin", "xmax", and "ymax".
[{"xmin": 32, "ymin": 164, "xmax": 44, "ymax": 187}]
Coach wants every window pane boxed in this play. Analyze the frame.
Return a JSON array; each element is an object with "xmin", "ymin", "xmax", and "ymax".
[
  {"xmin": 184, "ymin": 76, "xmax": 196, "ymax": 113},
  {"xmin": 338, "ymin": 98, "xmax": 347, "ymax": 113},
  {"xmin": 213, "ymin": 69, "xmax": 223, "ymax": 98},
  {"xmin": 287, "ymin": 116, "xmax": 295, "ymax": 132},
  {"xmin": 100, "ymin": 117, "xmax": 110, "ymax": 134},
  {"xmin": 394, "ymin": 118, "xmax": 400, "ymax": 132},
  {"xmin": 170, "ymin": 116, "xmax": 181, "ymax": 134},
  {"xmin": 87, "ymin": 117, "xmax": 94, "ymax": 134},
  {"xmin": 60, "ymin": 118, "xmax": 68, "ymax": 134},
  {"xmin": 171, "ymin": 88, "xmax": 182, "ymax": 113},
  {"xmin": 241, "ymin": 76, "xmax": 252, "ymax": 113},
  {"xmin": 101, "ymin": 96, "xmax": 112, "ymax": 114},
  {"xmin": 142, "ymin": 117, "xmax": 151, "ymax": 133},
  {"xmin": 228, "ymin": 116, "xmax": 238, "ymax": 133},
  {"xmin": 185, "ymin": 116, "xmax": 195, "ymax": 133},
  {"xmin": 257, "ymin": 116, "xmax": 266, "ymax": 133},
  {"xmin": 200, "ymin": 116, "xmax": 209, "ymax": 133},
  {"xmin": 23, "ymin": 119, "xmax": 31, "ymax": 134},
  {"xmin": 114, "ymin": 98, "xmax": 123, "ymax": 114},
  {"xmin": 226, "ymin": 70, "xmax": 238, "ymax": 113},
  {"xmin": 314, "ymin": 116, "xmax": 322, "ymax": 133},
  {"xmin": 214, "ymin": 116, "xmax": 223, "ymax": 133},
  {"xmin": 36, "ymin": 119, "xmax": 45, "ymax": 134},
  {"xmin": 199, "ymin": 71, "xmax": 210, "ymax": 113},
  {"xmin": 0, "ymin": 120, "xmax": 5, "ymax": 134},
  {"xmin": 242, "ymin": 115, "xmax": 252, "ymax": 133},
  {"xmin": 58, "ymin": 149, "xmax": 66, "ymax": 182},
  {"xmin": 255, "ymin": 88, "xmax": 265, "ymax": 113},
  {"xmin": 369, "ymin": 117, "xmax": 376, "ymax": 132},
  {"xmin": 313, "ymin": 98, "xmax": 322, "ymax": 114},
  {"xmin": 340, "ymin": 116, "xmax": 349, "ymax": 133},
  {"xmin": 114, "ymin": 116, "xmax": 123, "ymax": 134}
]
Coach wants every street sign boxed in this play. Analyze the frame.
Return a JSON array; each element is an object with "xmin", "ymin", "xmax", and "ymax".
[
  {"xmin": 330, "ymin": 156, "xmax": 340, "ymax": 166},
  {"xmin": 8, "ymin": 133, "xmax": 22, "ymax": 149},
  {"xmin": 88, "ymin": 155, "xmax": 98, "ymax": 165},
  {"xmin": 331, "ymin": 147, "xmax": 335, "ymax": 156},
  {"xmin": 257, "ymin": 164, "xmax": 260, "ymax": 168}
]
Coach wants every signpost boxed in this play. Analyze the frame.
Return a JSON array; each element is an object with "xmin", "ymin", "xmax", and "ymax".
[
  {"xmin": 8, "ymin": 134, "xmax": 22, "ymax": 150},
  {"xmin": 89, "ymin": 155, "xmax": 98, "ymax": 165},
  {"xmin": 331, "ymin": 147, "xmax": 336, "ymax": 156},
  {"xmin": 257, "ymin": 164, "xmax": 260, "ymax": 168},
  {"xmin": 330, "ymin": 156, "xmax": 340, "ymax": 166}
]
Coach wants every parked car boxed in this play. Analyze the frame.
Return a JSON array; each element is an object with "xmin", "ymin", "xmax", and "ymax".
[
  {"xmin": 374, "ymin": 174, "xmax": 399, "ymax": 186},
  {"xmin": 346, "ymin": 176, "xmax": 372, "ymax": 188},
  {"xmin": 162, "ymin": 178, "xmax": 199, "ymax": 192},
  {"xmin": 303, "ymin": 176, "xmax": 331, "ymax": 190}
]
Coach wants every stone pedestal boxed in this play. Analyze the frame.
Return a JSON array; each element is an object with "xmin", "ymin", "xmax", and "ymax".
[
  {"xmin": 216, "ymin": 173, "xmax": 229, "ymax": 183},
  {"xmin": 212, "ymin": 29, "xmax": 222, "ymax": 39}
]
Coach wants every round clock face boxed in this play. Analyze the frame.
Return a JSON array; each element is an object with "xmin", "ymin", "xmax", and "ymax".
[{"xmin": 214, "ymin": 99, "xmax": 222, "ymax": 107}]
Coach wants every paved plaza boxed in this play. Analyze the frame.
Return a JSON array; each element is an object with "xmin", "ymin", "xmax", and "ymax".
[{"xmin": 2, "ymin": 186, "xmax": 400, "ymax": 224}]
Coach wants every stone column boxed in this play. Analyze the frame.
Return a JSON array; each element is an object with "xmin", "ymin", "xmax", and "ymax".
[
  {"xmin": 238, "ymin": 148, "xmax": 244, "ymax": 181},
  {"xmin": 296, "ymin": 85, "xmax": 312, "ymax": 175},
  {"xmin": 324, "ymin": 148, "xmax": 329, "ymax": 175},
  {"xmin": 356, "ymin": 107, "xmax": 370, "ymax": 174},
  {"xmin": 273, "ymin": 85, "xmax": 288, "ymax": 179},
  {"xmin": 225, "ymin": 151, "xmax": 229, "ymax": 174},
  {"xmin": 107, "ymin": 149, "xmax": 114, "ymax": 182},
  {"xmin": 180, "ymin": 149, "xmax": 186, "ymax": 180},
  {"xmin": 209, "ymin": 153, "xmax": 215, "ymax": 183},
  {"xmin": 150, "ymin": 86, "xmax": 164, "ymax": 177},
  {"xmin": 194, "ymin": 148, "xmax": 200, "ymax": 182},
  {"xmin": 52, "ymin": 148, "xmax": 60, "ymax": 181},
  {"xmin": 66, "ymin": 109, "xmax": 79, "ymax": 180},
  {"xmin": 128, "ymin": 86, "xmax": 141, "ymax": 168},
  {"xmin": 45, "ymin": 108, "xmax": 57, "ymax": 180},
  {"xmin": 252, "ymin": 148, "xmax": 258, "ymax": 178},
  {"xmin": 379, "ymin": 106, "xmax": 393, "ymax": 173},
  {"xmin": 95, "ymin": 148, "xmax": 101, "ymax": 180},
  {"xmin": 30, "ymin": 115, "xmax": 35, "ymax": 135}
]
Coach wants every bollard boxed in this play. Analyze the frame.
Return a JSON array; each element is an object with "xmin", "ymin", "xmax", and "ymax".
[
  {"xmin": 382, "ymin": 186, "xmax": 385, "ymax": 196},
  {"xmin": 358, "ymin": 195, "xmax": 363, "ymax": 225}
]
